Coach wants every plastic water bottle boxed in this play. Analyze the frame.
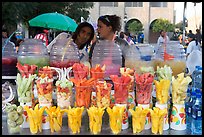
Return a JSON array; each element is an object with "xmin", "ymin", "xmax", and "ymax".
[
  {"xmin": 191, "ymin": 66, "xmax": 202, "ymax": 90},
  {"xmin": 191, "ymin": 90, "xmax": 202, "ymax": 135},
  {"xmin": 185, "ymin": 90, "xmax": 196, "ymax": 131}
]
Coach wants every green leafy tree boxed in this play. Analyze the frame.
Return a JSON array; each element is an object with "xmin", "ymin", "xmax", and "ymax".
[
  {"xmin": 2, "ymin": 2, "xmax": 93, "ymax": 33},
  {"xmin": 2, "ymin": 2, "xmax": 39, "ymax": 33},
  {"xmin": 175, "ymin": 21, "xmax": 184, "ymax": 32},
  {"xmin": 152, "ymin": 18, "xmax": 175, "ymax": 32},
  {"xmin": 127, "ymin": 20, "xmax": 144, "ymax": 35}
]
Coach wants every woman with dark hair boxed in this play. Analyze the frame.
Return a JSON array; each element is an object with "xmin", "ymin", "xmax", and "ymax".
[
  {"xmin": 157, "ymin": 30, "xmax": 170, "ymax": 46},
  {"xmin": 72, "ymin": 22, "xmax": 95, "ymax": 63},
  {"xmin": 89, "ymin": 14, "xmax": 129, "ymax": 66},
  {"xmin": 72, "ymin": 22, "xmax": 95, "ymax": 50},
  {"xmin": 186, "ymin": 33, "xmax": 201, "ymax": 58}
]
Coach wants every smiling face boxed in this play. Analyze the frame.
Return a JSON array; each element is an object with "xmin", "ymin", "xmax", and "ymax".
[
  {"xmin": 76, "ymin": 26, "xmax": 92, "ymax": 48},
  {"xmin": 97, "ymin": 20, "xmax": 114, "ymax": 40}
]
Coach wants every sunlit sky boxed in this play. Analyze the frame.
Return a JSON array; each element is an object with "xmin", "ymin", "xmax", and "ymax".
[{"xmin": 174, "ymin": 2, "xmax": 202, "ymax": 23}]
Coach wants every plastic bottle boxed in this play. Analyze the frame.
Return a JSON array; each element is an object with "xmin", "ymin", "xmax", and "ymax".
[
  {"xmin": 2, "ymin": 38, "xmax": 18, "ymax": 76},
  {"xmin": 91, "ymin": 40, "xmax": 122, "ymax": 78},
  {"xmin": 154, "ymin": 42, "xmax": 186, "ymax": 76},
  {"xmin": 191, "ymin": 66, "xmax": 202, "ymax": 90},
  {"xmin": 49, "ymin": 38, "xmax": 80, "ymax": 68},
  {"xmin": 191, "ymin": 90, "xmax": 202, "ymax": 135},
  {"xmin": 185, "ymin": 90, "xmax": 196, "ymax": 131},
  {"xmin": 18, "ymin": 38, "xmax": 50, "ymax": 70}
]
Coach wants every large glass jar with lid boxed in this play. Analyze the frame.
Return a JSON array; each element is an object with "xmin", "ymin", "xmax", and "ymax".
[
  {"xmin": 2, "ymin": 38, "xmax": 18, "ymax": 76},
  {"xmin": 91, "ymin": 40, "xmax": 122, "ymax": 78},
  {"xmin": 124, "ymin": 44, "xmax": 155, "ymax": 74},
  {"xmin": 49, "ymin": 38, "xmax": 80, "ymax": 68},
  {"xmin": 154, "ymin": 42, "xmax": 186, "ymax": 76},
  {"xmin": 17, "ymin": 38, "xmax": 50, "ymax": 70}
]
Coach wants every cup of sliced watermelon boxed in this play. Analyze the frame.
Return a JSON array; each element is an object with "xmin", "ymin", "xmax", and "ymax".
[
  {"xmin": 73, "ymin": 70, "xmax": 88, "ymax": 80},
  {"xmin": 113, "ymin": 82, "xmax": 129, "ymax": 104},
  {"xmin": 135, "ymin": 83, "xmax": 153, "ymax": 104}
]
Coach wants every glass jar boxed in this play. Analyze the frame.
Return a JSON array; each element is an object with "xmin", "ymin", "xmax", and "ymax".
[
  {"xmin": 154, "ymin": 42, "xmax": 186, "ymax": 76},
  {"xmin": 124, "ymin": 44, "xmax": 155, "ymax": 74},
  {"xmin": 49, "ymin": 38, "xmax": 80, "ymax": 68},
  {"xmin": 91, "ymin": 40, "xmax": 122, "ymax": 78},
  {"xmin": 2, "ymin": 38, "xmax": 18, "ymax": 76},
  {"xmin": 17, "ymin": 38, "xmax": 49, "ymax": 70}
]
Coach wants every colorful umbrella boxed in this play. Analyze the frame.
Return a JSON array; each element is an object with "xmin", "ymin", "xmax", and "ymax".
[{"xmin": 29, "ymin": 12, "xmax": 78, "ymax": 32}]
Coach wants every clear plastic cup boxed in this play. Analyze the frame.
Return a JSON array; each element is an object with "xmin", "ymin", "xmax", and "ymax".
[
  {"xmin": 75, "ymin": 85, "xmax": 92, "ymax": 108},
  {"xmin": 73, "ymin": 70, "xmax": 88, "ymax": 80},
  {"xmin": 131, "ymin": 115, "xmax": 146, "ymax": 134},
  {"xmin": 135, "ymin": 83, "xmax": 152, "ymax": 104},
  {"xmin": 95, "ymin": 81, "xmax": 112, "ymax": 108},
  {"xmin": 113, "ymin": 82, "xmax": 129, "ymax": 104},
  {"xmin": 56, "ymin": 85, "xmax": 72, "ymax": 109},
  {"xmin": 36, "ymin": 80, "xmax": 53, "ymax": 106},
  {"xmin": 151, "ymin": 115, "xmax": 165, "ymax": 134}
]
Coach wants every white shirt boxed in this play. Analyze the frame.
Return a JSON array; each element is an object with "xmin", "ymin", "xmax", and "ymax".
[
  {"xmin": 186, "ymin": 40, "xmax": 201, "ymax": 54},
  {"xmin": 157, "ymin": 35, "xmax": 170, "ymax": 46}
]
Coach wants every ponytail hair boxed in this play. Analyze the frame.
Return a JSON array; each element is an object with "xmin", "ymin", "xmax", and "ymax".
[{"xmin": 98, "ymin": 15, "xmax": 121, "ymax": 33}]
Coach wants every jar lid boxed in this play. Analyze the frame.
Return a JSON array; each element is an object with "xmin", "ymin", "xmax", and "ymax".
[{"xmin": 18, "ymin": 38, "xmax": 49, "ymax": 56}]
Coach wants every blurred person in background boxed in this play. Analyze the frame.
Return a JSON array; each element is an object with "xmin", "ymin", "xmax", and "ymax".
[
  {"xmin": 15, "ymin": 39, "xmax": 24, "ymax": 52},
  {"xmin": 124, "ymin": 32, "xmax": 134, "ymax": 45},
  {"xmin": 157, "ymin": 30, "xmax": 170, "ymax": 46},
  {"xmin": 2, "ymin": 28, "xmax": 8, "ymax": 38},
  {"xmin": 186, "ymin": 33, "xmax": 201, "ymax": 58},
  {"xmin": 34, "ymin": 28, "xmax": 49, "ymax": 46},
  {"xmin": 195, "ymin": 29, "xmax": 202, "ymax": 45}
]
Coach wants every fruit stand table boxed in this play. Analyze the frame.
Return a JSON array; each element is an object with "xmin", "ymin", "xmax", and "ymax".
[
  {"xmin": 2, "ymin": 83, "xmax": 192, "ymax": 135},
  {"xmin": 2, "ymin": 111, "xmax": 192, "ymax": 135}
]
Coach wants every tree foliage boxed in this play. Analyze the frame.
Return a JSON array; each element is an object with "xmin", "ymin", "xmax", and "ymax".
[
  {"xmin": 152, "ymin": 18, "xmax": 175, "ymax": 32},
  {"xmin": 175, "ymin": 21, "xmax": 184, "ymax": 32},
  {"xmin": 2, "ymin": 2, "xmax": 93, "ymax": 32},
  {"xmin": 127, "ymin": 20, "xmax": 144, "ymax": 35}
]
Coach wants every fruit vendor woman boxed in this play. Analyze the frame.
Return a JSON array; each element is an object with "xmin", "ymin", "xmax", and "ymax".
[{"xmin": 72, "ymin": 22, "xmax": 95, "ymax": 63}]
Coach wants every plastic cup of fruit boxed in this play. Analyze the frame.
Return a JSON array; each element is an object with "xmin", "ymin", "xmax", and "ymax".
[
  {"xmin": 73, "ymin": 70, "xmax": 88, "ymax": 80},
  {"xmin": 75, "ymin": 85, "xmax": 93, "ymax": 108},
  {"xmin": 56, "ymin": 85, "xmax": 72, "ymax": 109},
  {"xmin": 38, "ymin": 68, "xmax": 54, "ymax": 79},
  {"xmin": 90, "ymin": 70, "xmax": 105, "ymax": 80},
  {"xmin": 36, "ymin": 80, "xmax": 53, "ymax": 106},
  {"xmin": 113, "ymin": 82, "xmax": 129, "ymax": 104},
  {"xmin": 151, "ymin": 115, "xmax": 165, "ymax": 134},
  {"xmin": 67, "ymin": 115, "xmax": 82, "ymax": 134},
  {"xmin": 135, "ymin": 83, "xmax": 153, "ymax": 104},
  {"xmin": 17, "ymin": 80, "xmax": 34, "ymax": 104},
  {"xmin": 95, "ymin": 81, "xmax": 112, "ymax": 108},
  {"xmin": 131, "ymin": 115, "xmax": 146, "ymax": 133}
]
